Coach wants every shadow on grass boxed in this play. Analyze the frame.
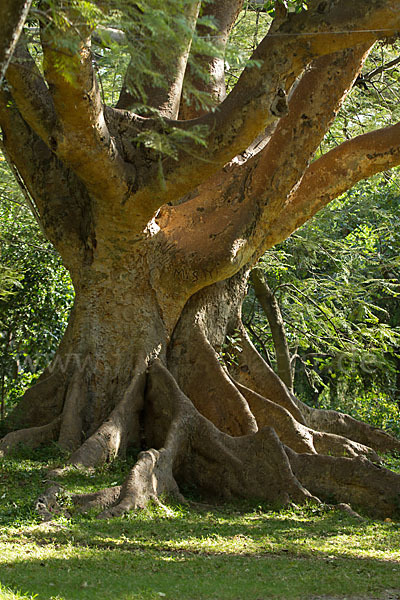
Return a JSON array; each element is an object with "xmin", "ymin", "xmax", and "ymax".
[
  {"xmin": 1, "ymin": 450, "xmax": 400, "ymax": 599},
  {"xmin": 1, "ymin": 509, "xmax": 400, "ymax": 600},
  {"xmin": 1, "ymin": 542, "xmax": 400, "ymax": 600}
]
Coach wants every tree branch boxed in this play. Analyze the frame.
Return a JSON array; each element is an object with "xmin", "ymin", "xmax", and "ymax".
[
  {"xmin": 0, "ymin": 137, "xmax": 45, "ymax": 236},
  {"xmin": 0, "ymin": 88, "xmax": 94, "ymax": 262},
  {"xmin": 39, "ymin": 7, "xmax": 135, "ymax": 205},
  {"xmin": 262, "ymin": 121, "xmax": 400, "ymax": 250},
  {"xmin": 116, "ymin": 1, "xmax": 201, "ymax": 118},
  {"xmin": 5, "ymin": 38, "xmax": 57, "ymax": 143},
  {"xmin": 250, "ymin": 269, "xmax": 293, "ymax": 390},
  {"xmin": 179, "ymin": 0, "xmax": 245, "ymax": 119},
  {"xmin": 359, "ymin": 54, "xmax": 400, "ymax": 83},
  {"xmin": 0, "ymin": 0, "xmax": 32, "ymax": 85},
  {"xmin": 152, "ymin": 43, "xmax": 373, "ymax": 293}
]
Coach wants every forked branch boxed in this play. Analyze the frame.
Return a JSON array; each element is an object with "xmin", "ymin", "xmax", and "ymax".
[
  {"xmin": 262, "ymin": 121, "xmax": 400, "ymax": 251},
  {"xmin": 151, "ymin": 44, "xmax": 372, "ymax": 291},
  {"xmin": 135, "ymin": 0, "xmax": 400, "ymax": 207}
]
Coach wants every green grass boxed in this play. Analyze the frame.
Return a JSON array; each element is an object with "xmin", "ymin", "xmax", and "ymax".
[{"xmin": 1, "ymin": 448, "xmax": 400, "ymax": 600}]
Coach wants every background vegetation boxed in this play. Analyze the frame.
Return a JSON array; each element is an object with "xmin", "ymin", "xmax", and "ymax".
[{"xmin": 0, "ymin": 154, "xmax": 73, "ymax": 431}]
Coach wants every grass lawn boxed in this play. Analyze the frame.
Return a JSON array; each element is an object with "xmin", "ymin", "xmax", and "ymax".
[{"xmin": 0, "ymin": 447, "xmax": 399, "ymax": 600}]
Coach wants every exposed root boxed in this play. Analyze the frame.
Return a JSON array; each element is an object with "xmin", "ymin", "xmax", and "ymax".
[
  {"xmin": 231, "ymin": 326, "xmax": 307, "ymax": 423},
  {"xmin": 72, "ymin": 485, "xmax": 122, "ymax": 514},
  {"xmin": 6, "ymin": 371, "xmax": 65, "ymax": 430},
  {"xmin": 287, "ymin": 447, "xmax": 400, "ymax": 519},
  {"xmin": 36, "ymin": 482, "xmax": 64, "ymax": 521},
  {"xmin": 147, "ymin": 360, "xmax": 317, "ymax": 507},
  {"xmin": 300, "ymin": 404, "xmax": 400, "ymax": 454},
  {"xmin": 169, "ymin": 321, "xmax": 257, "ymax": 436},
  {"xmin": 184, "ymin": 424, "xmax": 317, "ymax": 506},
  {"xmin": 235, "ymin": 381, "xmax": 379, "ymax": 461},
  {"xmin": 235, "ymin": 380, "xmax": 316, "ymax": 453},
  {"xmin": 0, "ymin": 416, "xmax": 61, "ymax": 456},
  {"xmin": 75, "ymin": 430, "xmax": 186, "ymax": 518},
  {"xmin": 312, "ymin": 430, "xmax": 378, "ymax": 461},
  {"xmin": 72, "ymin": 447, "xmax": 184, "ymax": 519},
  {"xmin": 67, "ymin": 360, "xmax": 316, "ymax": 518},
  {"xmin": 3, "ymin": 292, "xmax": 399, "ymax": 521},
  {"xmin": 11, "ymin": 352, "xmax": 399, "ymax": 521},
  {"xmin": 232, "ymin": 327, "xmax": 400, "ymax": 455},
  {"xmin": 335, "ymin": 502, "xmax": 364, "ymax": 520},
  {"xmin": 68, "ymin": 366, "xmax": 146, "ymax": 468},
  {"xmin": 58, "ymin": 370, "xmax": 87, "ymax": 452},
  {"xmin": 149, "ymin": 363, "xmax": 318, "ymax": 504},
  {"xmin": 98, "ymin": 448, "xmax": 184, "ymax": 518}
]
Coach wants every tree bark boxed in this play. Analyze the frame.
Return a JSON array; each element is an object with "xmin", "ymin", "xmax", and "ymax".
[
  {"xmin": 250, "ymin": 269, "xmax": 293, "ymax": 390},
  {"xmin": 2, "ymin": 263, "xmax": 400, "ymax": 520}
]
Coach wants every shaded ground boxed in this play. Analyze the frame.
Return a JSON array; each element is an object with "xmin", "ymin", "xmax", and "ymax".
[
  {"xmin": 311, "ymin": 595, "xmax": 400, "ymax": 600},
  {"xmin": 0, "ymin": 449, "xmax": 399, "ymax": 600}
]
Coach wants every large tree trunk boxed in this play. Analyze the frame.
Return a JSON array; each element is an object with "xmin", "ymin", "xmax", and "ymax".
[{"xmin": 2, "ymin": 257, "xmax": 400, "ymax": 520}]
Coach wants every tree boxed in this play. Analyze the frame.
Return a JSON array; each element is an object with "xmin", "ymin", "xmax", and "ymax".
[{"xmin": 1, "ymin": 0, "xmax": 400, "ymax": 519}]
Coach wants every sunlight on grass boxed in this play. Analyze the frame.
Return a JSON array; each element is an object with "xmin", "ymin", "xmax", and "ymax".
[
  {"xmin": 0, "ymin": 583, "xmax": 37, "ymax": 600},
  {"xmin": 1, "ymin": 449, "xmax": 400, "ymax": 600}
]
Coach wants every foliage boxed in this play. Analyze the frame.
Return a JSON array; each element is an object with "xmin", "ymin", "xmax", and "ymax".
[
  {"xmin": 245, "ymin": 175, "xmax": 400, "ymax": 434},
  {"xmin": 24, "ymin": 1, "xmax": 220, "ymax": 160},
  {"xmin": 322, "ymin": 41, "xmax": 400, "ymax": 147},
  {"xmin": 0, "ymin": 153, "xmax": 73, "ymax": 424},
  {"xmin": 29, "ymin": 0, "xmax": 219, "ymax": 109},
  {"xmin": 226, "ymin": 1, "xmax": 326, "ymax": 92},
  {"xmin": 218, "ymin": 330, "xmax": 242, "ymax": 368},
  {"xmin": 226, "ymin": 3, "xmax": 271, "ymax": 92},
  {"xmin": 246, "ymin": 178, "xmax": 400, "ymax": 431},
  {"xmin": 0, "ymin": 447, "xmax": 399, "ymax": 600}
]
